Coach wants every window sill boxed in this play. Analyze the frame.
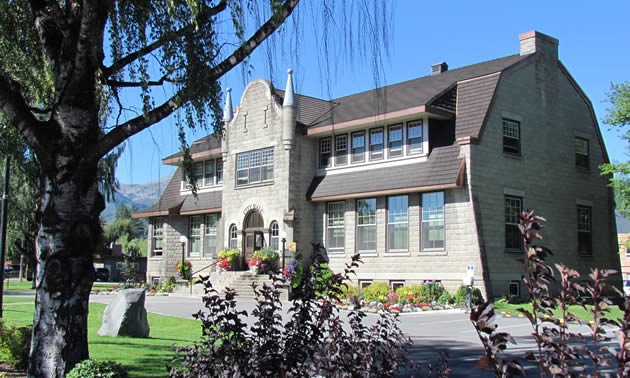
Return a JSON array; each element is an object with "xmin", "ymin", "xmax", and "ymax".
[
  {"xmin": 504, "ymin": 249, "xmax": 523, "ymax": 254},
  {"xmin": 576, "ymin": 166, "xmax": 590, "ymax": 173},
  {"xmin": 150, "ymin": 256, "xmax": 163, "ymax": 260},
  {"xmin": 358, "ymin": 251, "xmax": 378, "ymax": 257},
  {"xmin": 419, "ymin": 250, "xmax": 447, "ymax": 256},
  {"xmin": 235, "ymin": 181, "xmax": 274, "ymax": 190},
  {"xmin": 578, "ymin": 252, "xmax": 593, "ymax": 257},
  {"xmin": 503, "ymin": 152, "xmax": 522, "ymax": 160},
  {"xmin": 385, "ymin": 251, "xmax": 411, "ymax": 256}
]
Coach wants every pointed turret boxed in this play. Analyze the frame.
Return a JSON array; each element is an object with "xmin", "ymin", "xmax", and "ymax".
[
  {"xmin": 282, "ymin": 69, "xmax": 296, "ymax": 150},
  {"xmin": 222, "ymin": 88, "xmax": 233, "ymax": 160}
]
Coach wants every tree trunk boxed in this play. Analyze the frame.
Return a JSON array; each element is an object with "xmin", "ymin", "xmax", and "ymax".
[{"xmin": 28, "ymin": 157, "xmax": 103, "ymax": 377}]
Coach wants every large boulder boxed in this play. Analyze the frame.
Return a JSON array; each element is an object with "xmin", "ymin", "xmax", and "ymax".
[{"xmin": 98, "ymin": 288, "xmax": 150, "ymax": 338}]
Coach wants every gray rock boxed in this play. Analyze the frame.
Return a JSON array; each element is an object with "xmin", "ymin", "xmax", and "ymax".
[{"xmin": 97, "ymin": 288, "xmax": 150, "ymax": 338}]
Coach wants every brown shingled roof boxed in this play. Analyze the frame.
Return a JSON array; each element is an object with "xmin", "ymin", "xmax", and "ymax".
[
  {"xmin": 163, "ymin": 133, "xmax": 222, "ymax": 163},
  {"xmin": 133, "ymin": 167, "xmax": 222, "ymax": 218},
  {"xmin": 308, "ymin": 54, "xmax": 529, "ymax": 129},
  {"xmin": 308, "ymin": 144, "xmax": 464, "ymax": 200}
]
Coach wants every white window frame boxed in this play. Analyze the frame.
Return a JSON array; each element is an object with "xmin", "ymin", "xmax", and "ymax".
[
  {"xmin": 422, "ymin": 192, "xmax": 445, "ymax": 251},
  {"xmin": 270, "ymin": 221, "xmax": 280, "ymax": 251},
  {"xmin": 407, "ymin": 120, "xmax": 424, "ymax": 155},
  {"xmin": 205, "ymin": 214, "xmax": 219, "ymax": 258},
  {"xmin": 204, "ymin": 160, "xmax": 215, "ymax": 186},
  {"xmin": 505, "ymin": 195, "xmax": 522, "ymax": 252},
  {"xmin": 503, "ymin": 119, "xmax": 521, "ymax": 155},
  {"xmin": 369, "ymin": 127, "xmax": 384, "ymax": 161},
  {"xmin": 356, "ymin": 198, "xmax": 377, "ymax": 253},
  {"xmin": 151, "ymin": 217, "xmax": 164, "ymax": 257},
  {"xmin": 575, "ymin": 137, "xmax": 589, "ymax": 169},
  {"xmin": 327, "ymin": 201, "xmax": 345, "ymax": 253},
  {"xmin": 335, "ymin": 134, "xmax": 348, "ymax": 166},
  {"xmin": 387, "ymin": 195, "xmax": 408, "ymax": 252},
  {"xmin": 319, "ymin": 137, "xmax": 332, "ymax": 168},
  {"xmin": 216, "ymin": 159, "xmax": 223, "ymax": 184},
  {"xmin": 229, "ymin": 224, "xmax": 238, "ymax": 249},
  {"xmin": 189, "ymin": 216, "xmax": 202, "ymax": 257},
  {"xmin": 388, "ymin": 124, "xmax": 403, "ymax": 158},
  {"xmin": 390, "ymin": 280, "xmax": 405, "ymax": 290},
  {"xmin": 509, "ymin": 281, "xmax": 520, "ymax": 297},
  {"xmin": 236, "ymin": 147, "xmax": 274, "ymax": 186},
  {"xmin": 351, "ymin": 131, "xmax": 365, "ymax": 164}
]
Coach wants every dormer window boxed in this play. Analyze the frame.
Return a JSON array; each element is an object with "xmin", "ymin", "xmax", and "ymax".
[
  {"xmin": 370, "ymin": 128, "xmax": 384, "ymax": 160},
  {"xmin": 407, "ymin": 120, "xmax": 423, "ymax": 154},
  {"xmin": 352, "ymin": 131, "xmax": 365, "ymax": 163},
  {"xmin": 388, "ymin": 124, "xmax": 403, "ymax": 158},
  {"xmin": 319, "ymin": 137, "xmax": 332, "ymax": 168},
  {"xmin": 182, "ymin": 158, "xmax": 222, "ymax": 190},
  {"xmin": 335, "ymin": 135, "xmax": 348, "ymax": 166}
]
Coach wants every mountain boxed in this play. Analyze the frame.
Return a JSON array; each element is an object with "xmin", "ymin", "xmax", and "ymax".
[{"xmin": 102, "ymin": 173, "xmax": 173, "ymax": 223}]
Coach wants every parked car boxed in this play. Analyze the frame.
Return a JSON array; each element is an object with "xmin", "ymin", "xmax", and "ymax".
[
  {"xmin": 95, "ymin": 268, "xmax": 110, "ymax": 281},
  {"xmin": 4, "ymin": 265, "xmax": 19, "ymax": 278},
  {"xmin": 624, "ymin": 281, "xmax": 630, "ymax": 297}
]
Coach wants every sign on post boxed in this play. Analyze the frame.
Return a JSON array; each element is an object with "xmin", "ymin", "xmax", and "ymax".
[{"xmin": 464, "ymin": 265, "xmax": 474, "ymax": 286}]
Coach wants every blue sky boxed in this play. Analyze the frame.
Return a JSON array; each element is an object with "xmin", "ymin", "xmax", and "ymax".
[{"xmin": 114, "ymin": 1, "xmax": 630, "ymax": 185}]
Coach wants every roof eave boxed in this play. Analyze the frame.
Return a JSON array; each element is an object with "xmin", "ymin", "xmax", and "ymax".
[{"xmin": 162, "ymin": 147, "xmax": 223, "ymax": 165}]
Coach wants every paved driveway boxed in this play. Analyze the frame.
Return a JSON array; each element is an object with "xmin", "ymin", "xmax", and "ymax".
[{"xmin": 91, "ymin": 293, "xmax": 614, "ymax": 376}]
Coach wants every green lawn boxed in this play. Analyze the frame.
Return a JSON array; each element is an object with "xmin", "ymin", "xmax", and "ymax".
[
  {"xmin": 2, "ymin": 296, "xmax": 34, "ymax": 304},
  {"xmin": 2, "ymin": 303, "xmax": 202, "ymax": 377},
  {"xmin": 493, "ymin": 301, "xmax": 624, "ymax": 322},
  {"xmin": 3, "ymin": 281, "xmax": 35, "ymax": 291}
]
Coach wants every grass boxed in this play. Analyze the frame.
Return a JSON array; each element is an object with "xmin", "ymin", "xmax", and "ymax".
[
  {"xmin": 3, "ymin": 281, "xmax": 35, "ymax": 291},
  {"xmin": 2, "ymin": 296, "xmax": 34, "ymax": 304},
  {"xmin": 2, "ymin": 303, "xmax": 202, "ymax": 377},
  {"xmin": 493, "ymin": 300, "xmax": 624, "ymax": 322}
]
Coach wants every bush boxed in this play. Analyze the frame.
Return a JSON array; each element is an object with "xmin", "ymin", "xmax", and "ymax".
[
  {"xmin": 341, "ymin": 283, "xmax": 359, "ymax": 299},
  {"xmin": 420, "ymin": 281, "xmax": 447, "ymax": 303},
  {"xmin": 66, "ymin": 359, "xmax": 128, "ymax": 378},
  {"xmin": 254, "ymin": 247, "xmax": 279, "ymax": 263},
  {"xmin": 0, "ymin": 319, "xmax": 31, "ymax": 369},
  {"xmin": 169, "ymin": 246, "xmax": 412, "ymax": 377},
  {"xmin": 362, "ymin": 281, "xmax": 390, "ymax": 302}
]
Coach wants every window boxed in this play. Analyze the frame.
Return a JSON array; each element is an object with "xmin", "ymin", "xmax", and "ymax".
[
  {"xmin": 387, "ymin": 196, "xmax": 408, "ymax": 252},
  {"xmin": 369, "ymin": 128, "xmax": 384, "ymax": 160},
  {"xmin": 505, "ymin": 195, "xmax": 522, "ymax": 251},
  {"xmin": 390, "ymin": 281, "xmax": 405, "ymax": 291},
  {"xmin": 216, "ymin": 159, "xmax": 223, "ymax": 184},
  {"xmin": 407, "ymin": 120, "xmax": 423, "ymax": 154},
  {"xmin": 151, "ymin": 217, "xmax": 164, "ymax": 256},
  {"xmin": 575, "ymin": 137, "xmax": 589, "ymax": 169},
  {"xmin": 422, "ymin": 192, "xmax": 445, "ymax": 250},
  {"xmin": 352, "ymin": 132, "xmax": 365, "ymax": 163},
  {"xmin": 359, "ymin": 280, "xmax": 373, "ymax": 290},
  {"xmin": 388, "ymin": 124, "xmax": 403, "ymax": 158},
  {"xmin": 509, "ymin": 281, "xmax": 520, "ymax": 297},
  {"xmin": 270, "ymin": 221, "xmax": 279, "ymax": 251},
  {"xmin": 194, "ymin": 162, "xmax": 204, "ymax": 187},
  {"xmin": 577, "ymin": 206, "xmax": 592, "ymax": 255},
  {"xmin": 189, "ymin": 216, "xmax": 202, "ymax": 256},
  {"xmin": 204, "ymin": 160, "xmax": 215, "ymax": 186},
  {"xmin": 205, "ymin": 214, "xmax": 218, "ymax": 258},
  {"xmin": 319, "ymin": 137, "xmax": 332, "ymax": 168},
  {"xmin": 229, "ymin": 224, "xmax": 238, "ymax": 249},
  {"xmin": 357, "ymin": 198, "xmax": 377, "ymax": 252},
  {"xmin": 335, "ymin": 135, "xmax": 348, "ymax": 166},
  {"xmin": 236, "ymin": 148, "xmax": 274, "ymax": 186},
  {"xmin": 327, "ymin": 202, "xmax": 345, "ymax": 252},
  {"xmin": 503, "ymin": 119, "xmax": 521, "ymax": 155}
]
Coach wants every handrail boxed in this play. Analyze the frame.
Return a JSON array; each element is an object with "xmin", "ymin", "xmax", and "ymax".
[{"xmin": 188, "ymin": 261, "xmax": 218, "ymax": 294}]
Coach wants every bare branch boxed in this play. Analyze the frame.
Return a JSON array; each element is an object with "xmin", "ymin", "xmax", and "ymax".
[
  {"xmin": 87, "ymin": 0, "xmax": 301, "ymax": 164},
  {"xmin": 107, "ymin": 77, "xmax": 179, "ymax": 88},
  {"xmin": 102, "ymin": 0, "xmax": 228, "ymax": 78}
]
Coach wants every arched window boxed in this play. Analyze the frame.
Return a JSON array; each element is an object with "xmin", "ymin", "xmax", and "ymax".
[
  {"xmin": 245, "ymin": 211, "xmax": 264, "ymax": 229},
  {"xmin": 229, "ymin": 224, "xmax": 238, "ymax": 249},
  {"xmin": 270, "ymin": 221, "xmax": 279, "ymax": 251}
]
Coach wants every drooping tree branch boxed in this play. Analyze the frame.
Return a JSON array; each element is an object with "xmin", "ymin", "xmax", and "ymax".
[
  {"xmin": 102, "ymin": 0, "xmax": 228, "ymax": 78},
  {"xmin": 87, "ymin": 0, "xmax": 301, "ymax": 164},
  {"xmin": 0, "ymin": 69, "xmax": 54, "ymax": 166}
]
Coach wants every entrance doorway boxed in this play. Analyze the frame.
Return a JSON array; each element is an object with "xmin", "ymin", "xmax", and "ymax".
[{"xmin": 243, "ymin": 211, "xmax": 265, "ymax": 266}]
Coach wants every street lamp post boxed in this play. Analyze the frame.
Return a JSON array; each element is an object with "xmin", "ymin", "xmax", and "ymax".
[
  {"xmin": 280, "ymin": 231, "xmax": 287, "ymax": 276},
  {"xmin": 179, "ymin": 235, "xmax": 187, "ymax": 279}
]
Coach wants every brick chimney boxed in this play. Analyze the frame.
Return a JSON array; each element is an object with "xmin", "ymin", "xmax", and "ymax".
[{"xmin": 519, "ymin": 31, "xmax": 558, "ymax": 62}]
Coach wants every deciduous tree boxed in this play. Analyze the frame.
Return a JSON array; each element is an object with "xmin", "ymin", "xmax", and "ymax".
[{"xmin": 0, "ymin": 0, "xmax": 389, "ymax": 376}]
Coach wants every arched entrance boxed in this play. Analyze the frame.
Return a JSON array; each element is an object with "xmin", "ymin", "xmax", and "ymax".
[{"xmin": 243, "ymin": 210, "xmax": 265, "ymax": 267}]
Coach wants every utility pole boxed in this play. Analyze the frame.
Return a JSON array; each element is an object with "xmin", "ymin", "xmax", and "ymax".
[{"xmin": 0, "ymin": 154, "xmax": 10, "ymax": 317}]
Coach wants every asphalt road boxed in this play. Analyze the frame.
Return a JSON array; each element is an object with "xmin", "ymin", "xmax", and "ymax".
[{"xmin": 89, "ymin": 293, "xmax": 617, "ymax": 377}]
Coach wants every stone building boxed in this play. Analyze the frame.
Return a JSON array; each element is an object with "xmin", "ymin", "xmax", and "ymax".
[{"xmin": 134, "ymin": 31, "xmax": 620, "ymax": 298}]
